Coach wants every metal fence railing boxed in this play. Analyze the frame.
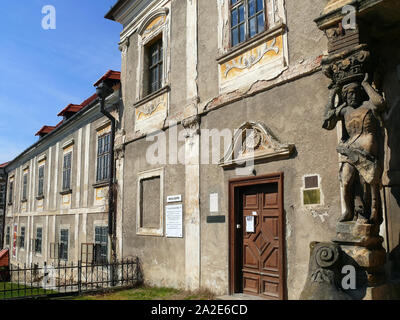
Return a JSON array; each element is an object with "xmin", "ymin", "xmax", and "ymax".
[{"xmin": 0, "ymin": 257, "xmax": 142, "ymax": 300}]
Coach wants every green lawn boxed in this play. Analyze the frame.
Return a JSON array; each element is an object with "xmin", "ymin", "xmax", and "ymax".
[
  {"xmin": 69, "ymin": 286, "xmax": 215, "ymax": 300},
  {"xmin": 0, "ymin": 282, "xmax": 57, "ymax": 299}
]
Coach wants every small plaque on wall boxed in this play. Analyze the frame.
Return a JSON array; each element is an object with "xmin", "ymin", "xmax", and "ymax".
[
  {"xmin": 167, "ymin": 195, "xmax": 182, "ymax": 203},
  {"xmin": 206, "ymin": 216, "xmax": 226, "ymax": 224}
]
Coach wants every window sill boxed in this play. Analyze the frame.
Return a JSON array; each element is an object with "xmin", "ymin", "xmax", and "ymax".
[
  {"xmin": 134, "ymin": 85, "xmax": 170, "ymax": 108},
  {"xmin": 7, "ymin": 203, "xmax": 12, "ymax": 206},
  {"xmin": 21, "ymin": 199, "xmax": 27, "ymax": 203},
  {"xmin": 216, "ymin": 22, "xmax": 286, "ymax": 65},
  {"xmin": 93, "ymin": 180, "xmax": 110, "ymax": 189},
  {"xmin": 36, "ymin": 195, "xmax": 45, "ymax": 200},
  {"xmin": 59, "ymin": 189, "xmax": 72, "ymax": 196}
]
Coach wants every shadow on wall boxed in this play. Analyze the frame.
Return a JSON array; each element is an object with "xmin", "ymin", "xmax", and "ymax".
[{"xmin": 389, "ymin": 233, "xmax": 400, "ymax": 279}]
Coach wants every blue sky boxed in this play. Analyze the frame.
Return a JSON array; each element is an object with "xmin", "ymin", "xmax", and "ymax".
[{"xmin": 0, "ymin": 0, "xmax": 122, "ymax": 164}]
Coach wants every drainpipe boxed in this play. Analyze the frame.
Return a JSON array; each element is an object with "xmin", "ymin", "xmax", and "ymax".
[
  {"xmin": 96, "ymin": 82, "xmax": 117, "ymax": 265},
  {"xmin": 1, "ymin": 170, "xmax": 7, "ymax": 249}
]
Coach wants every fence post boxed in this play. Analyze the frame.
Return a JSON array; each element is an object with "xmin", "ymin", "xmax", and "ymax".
[
  {"xmin": 78, "ymin": 260, "xmax": 82, "ymax": 295},
  {"xmin": 136, "ymin": 257, "xmax": 139, "ymax": 284}
]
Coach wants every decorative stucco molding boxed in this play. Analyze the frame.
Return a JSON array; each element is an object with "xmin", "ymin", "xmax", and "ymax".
[{"xmin": 219, "ymin": 121, "xmax": 295, "ymax": 168}]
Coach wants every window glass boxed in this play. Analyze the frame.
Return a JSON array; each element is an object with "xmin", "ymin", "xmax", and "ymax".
[
  {"xmin": 148, "ymin": 39, "xmax": 163, "ymax": 94},
  {"xmin": 59, "ymin": 229, "xmax": 69, "ymax": 260},
  {"xmin": 35, "ymin": 227, "xmax": 42, "ymax": 254},
  {"xmin": 97, "ymin": 133, "xmax": 111, "ymax": 182},
  {"xmin": 62, "ymin": 152, "xmax": 72, "ymax": 191},
  {"xmin": 38, "ymin": 166, "xmax": 44, "ymax": 197}
]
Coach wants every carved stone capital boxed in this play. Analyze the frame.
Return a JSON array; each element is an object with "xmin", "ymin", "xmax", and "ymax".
[{"xmin": 182, "ymin": 115, "xmax": 201, "ymax": 138}]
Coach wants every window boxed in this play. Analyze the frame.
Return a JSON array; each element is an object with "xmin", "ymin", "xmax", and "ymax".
[
  {"xmin": 62, "ymin": 152, "xmax": 72, "ymax": 191},
  {"xmin": 38, "ymin": 166, "xmax": 44, "ymax": 197},
  {"xmin": 59, "ymin": 229, "xmax": 69, "ymax": 261},
  {"xmin": 230, "ymin": 0, "xmax": 266, "ymax": 47},
  {"xmin": 22, "ymin": 174, "xmax": 28, "ymax": 201},
  {"xmin": 147, "ymin": 39, "xmax": 163, "ymax": 94},
  {"xmin": 8, "ymin": 181, "xmax": 13, "ymax": 204},
  {"xmin": 96, "ymin": 134, "xmax": 111, "ymax": 182},
  {"xmin": 19, "ymin": 227, "xmax": 25, "ymax": 249},
  {"xmin": 0, "ymin": 183, "xmax": 5, "ymax": 205},
  {"xmin": 5, "ymin": 226, "xmax": 10, "ymax": 246},
  {"xmin": 35, "ymin": 227, "xmax": 42, "ymax": 254},
  {"xmin": 94, "ymin": 226, "xmax": 108, "ymax": 264}
]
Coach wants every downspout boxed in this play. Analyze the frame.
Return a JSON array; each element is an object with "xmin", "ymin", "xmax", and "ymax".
[
  {"xmin": 96, "ymin": 82, "xmax": 117, "ymax": 265},
  {"xmin": 1, "ymin": 170, "xmax": 7, "ymax": 249}
]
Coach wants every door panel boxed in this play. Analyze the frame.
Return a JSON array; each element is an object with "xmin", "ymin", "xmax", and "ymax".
[{"xmin": 241, "ymin": 182, "xmax": 282, "ymax": 299}]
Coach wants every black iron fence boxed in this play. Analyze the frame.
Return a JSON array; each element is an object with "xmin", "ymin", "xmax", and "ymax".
[{"xmin": 0, "ymin": 258, "xmax": 142, "ymax": 300}]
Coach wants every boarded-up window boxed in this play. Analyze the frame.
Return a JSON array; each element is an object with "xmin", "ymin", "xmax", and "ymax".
[
  {"xmin": 303, "ymin": 175, "xmax": 321, "ymax": 205},
  {"xmin": 140, "ymin": 177, "xmax": 161, "ymax": 229},
  {"xmin": 137, "ymin": 168, "xmax": 164, "ymax": 236}
]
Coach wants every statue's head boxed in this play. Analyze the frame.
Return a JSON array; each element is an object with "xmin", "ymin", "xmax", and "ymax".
[{"xmin": 343, "ymin": 82, "xmax": 363, "ymax": 108}]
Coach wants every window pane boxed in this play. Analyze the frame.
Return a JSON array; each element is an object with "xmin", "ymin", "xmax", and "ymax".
[
  {"xmin": 239, "ymin": 23, "xmax": 245, "ymax": 43},
  {"xmin": 231, "ymin": 8, "xmax": 238, "ymax": 27},
  {"xmin": 257, "ymin": 0, "xmax": 264, "ymax": 12},
  {"xmin": 257, "ymin": 13, "xmax": 265, "ymax": 33},
  {"xmin": 249, "ymin": 17, "xmax": 257, "ymax": 38},
  {"xmin": 231, "ymin": 27, "xmax": 238, "ymax": 46},
  {"xmin": 239, "ymin": 5, "xmax": 245, "ymax": 22},
  {"xmin": 248, "ymin": 0, "xmax": 256, "ymax": 17}
]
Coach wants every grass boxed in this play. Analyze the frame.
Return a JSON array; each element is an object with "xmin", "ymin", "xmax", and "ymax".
[
  {"xmin": 0, "ymin": 282, "xmax": 57, "ymax": 299},
  {"xmin": 68, "ymin": 285, "xmax": 216, "ymax": 300}
]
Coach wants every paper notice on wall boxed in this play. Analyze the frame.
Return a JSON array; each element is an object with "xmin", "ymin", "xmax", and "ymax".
[
  {"xmin": 246, "ymin": 216, "xmax": 255, "ymax": 233},
  {"xmin": 166, "ymin": 204, "xmax": 183, "ymax": 238},
  {"xmin": 210, "ymin": 193, "xmax": 218, "ymax": 213}
]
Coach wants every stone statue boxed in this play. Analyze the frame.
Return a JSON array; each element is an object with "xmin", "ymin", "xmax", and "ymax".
[{"xmin": 323, "ymin": 74, "xmax": 387, "ymax": 225}]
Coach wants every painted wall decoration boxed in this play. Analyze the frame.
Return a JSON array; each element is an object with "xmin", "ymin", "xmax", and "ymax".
[{"xmin": 135, "ymin": 91, "xmax": 168, "ymax": 134}]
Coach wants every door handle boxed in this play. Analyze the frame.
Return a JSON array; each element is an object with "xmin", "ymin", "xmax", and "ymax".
[{"xmin": 236, "ymin": 224, "xmax": 241, "ymax": 229}]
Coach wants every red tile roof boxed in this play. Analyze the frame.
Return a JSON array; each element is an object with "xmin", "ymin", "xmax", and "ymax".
[
  {"xmin": 93, "ymin": 70, "xmax": 121, "ymax": 87},
  {"xmin": 81, "ymin": 93, "xmax": 98, "ymax": 107},
  {"xmin": 35, "ymin": 125, "xmax": 57, "ymax": 137},
  {"xmin": 0, "ymin": 249, "xmax": 9, "ymax": 267},
  {"xmin": 57, "ymin": 104, "xmax": 83, "ymax": 117},
  {"xmin": 0, "ymin": 162, "xmax": 9, "ymax": 168}
]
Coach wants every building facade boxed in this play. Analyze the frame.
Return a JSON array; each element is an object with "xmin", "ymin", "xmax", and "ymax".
[
  {"xmin": 2, "ymin": 0, "xmax": 400, "ymax": 300},
  {"xmin": 2, "ymin": 72, "xmax": 121, "ymax": 267},
  {"xmin": 105, "ymin": 0, "xmax": 400, "ymax": 299}
]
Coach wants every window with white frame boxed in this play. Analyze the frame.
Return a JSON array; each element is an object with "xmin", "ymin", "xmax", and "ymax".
[
  {"xmin": 37, "ymin": 165, "xmax": 45, "ymax": 197},
  {"xmin": 136, "ymin": 7, "xmax": 170, "ymax": 101},
  {"xmin": 22, "ymin": 173, "xmax": 28, "ymax": 201},
  {"xmin": 8, "ymin": 180, "xmax": 13, "ymax": 204},
  {"xmin": 94, "ymin": 226, "xmax": 108, "ymax": 264},
  {"xmin": 62, "ymin": 152, "xmax": 72, "ymax": 191},
  {"xmin": 96, "ymin": 133, "xmax": 111, "ymax": 183},
  {"xmin": 230, "ymin": 0, "xmax": 267, "ymax": 47},
  {"xmin": 59, "ymin": 229, "xmax": 69, "ymax": 261},
  {"xmin": 35, "ymin": 227, "xmax": 42, "ymax": 254},
  {"xmin": 19, "ymin": 226, "xmax": 25, "ymax": 249}
]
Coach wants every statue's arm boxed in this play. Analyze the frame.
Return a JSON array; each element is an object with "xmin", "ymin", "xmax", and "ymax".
[
  {"xmin": 323, "ymin": 88, "xmax": 343, "ymax": 130},
  {"xmin": 362, "ymin": 74, "xmax": 387, "ymax": 113}
]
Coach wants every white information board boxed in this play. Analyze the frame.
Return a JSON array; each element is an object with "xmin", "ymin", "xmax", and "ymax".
[{"xmin": 166, "ymin": 204, "xmax": 183, "ymax": 238}]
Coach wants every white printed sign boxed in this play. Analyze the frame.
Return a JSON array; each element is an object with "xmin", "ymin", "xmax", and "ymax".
[
  {"xmin": 246, "ymin": 216, "xmax": 255, "ymax": 233},
  {"xmin": 167, "ymin": 195, "xmax": 182, "ymax": 203},
  {"xmin": 166, "ymin": 204, "xmax": 183, "ymax": 238},
  {"xmin": 210, "ymin": 193, "xmax": 219, "ymax": 213}
]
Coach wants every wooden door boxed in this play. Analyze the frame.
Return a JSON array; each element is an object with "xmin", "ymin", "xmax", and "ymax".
[{"xmin": 241, "ymin": 182, "xmax": 282, "ymax": 299}]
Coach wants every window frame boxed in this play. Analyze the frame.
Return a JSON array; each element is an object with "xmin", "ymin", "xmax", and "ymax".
[
  {"xmin": 0, "ymin": 183, "xmax": 6, "ymax": 206},
  {"xmin": 94, "ymin": 226, "xmax": 108, "ymax": 264},
  {"xmin": 22, "ymin": 173, "xmax": 28, "ymax": 201},
  {"xmin": 96, "ymin": 133, "xmax": 111, "ymax": 183},
  {"xmin": 5, "ymin": 226, "xmax": 10, "ymax": 246},
  {"xmin": 62, "ymin": 152, "xmax": 72, "ymax": 192},
  {"xmin": 19, "ymin": 226, "xmax": 25, "ymax": 249},
  {"xmin": 229, "ymin": 0, "xmax": 268, "ymax": 48},
  {"xmin": 59, "ymin": 228, "xmax": 69, "ymax": 261},
  {"xmin": 147, "ymin": 38, "xmax": 163, "ymax": 95},
  {"xmin": 37, "ymin": 165, "xmax": 45, "ymax": 198},
  {"xmin": 136, "ymin": 168, "xmax": 164, "ymax": 237},
  {"xmin": 8, "ymin": 181, "xmax": 13, "ymax": 205},
  {"xmin": 35, "ymin": 227, "xmax": 43, "ymax": 254}
]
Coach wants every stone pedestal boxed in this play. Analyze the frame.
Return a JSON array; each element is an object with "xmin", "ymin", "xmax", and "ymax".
[{"xmin": 333, "ymin": 221, "xmax": 390, "ymax": 299}]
